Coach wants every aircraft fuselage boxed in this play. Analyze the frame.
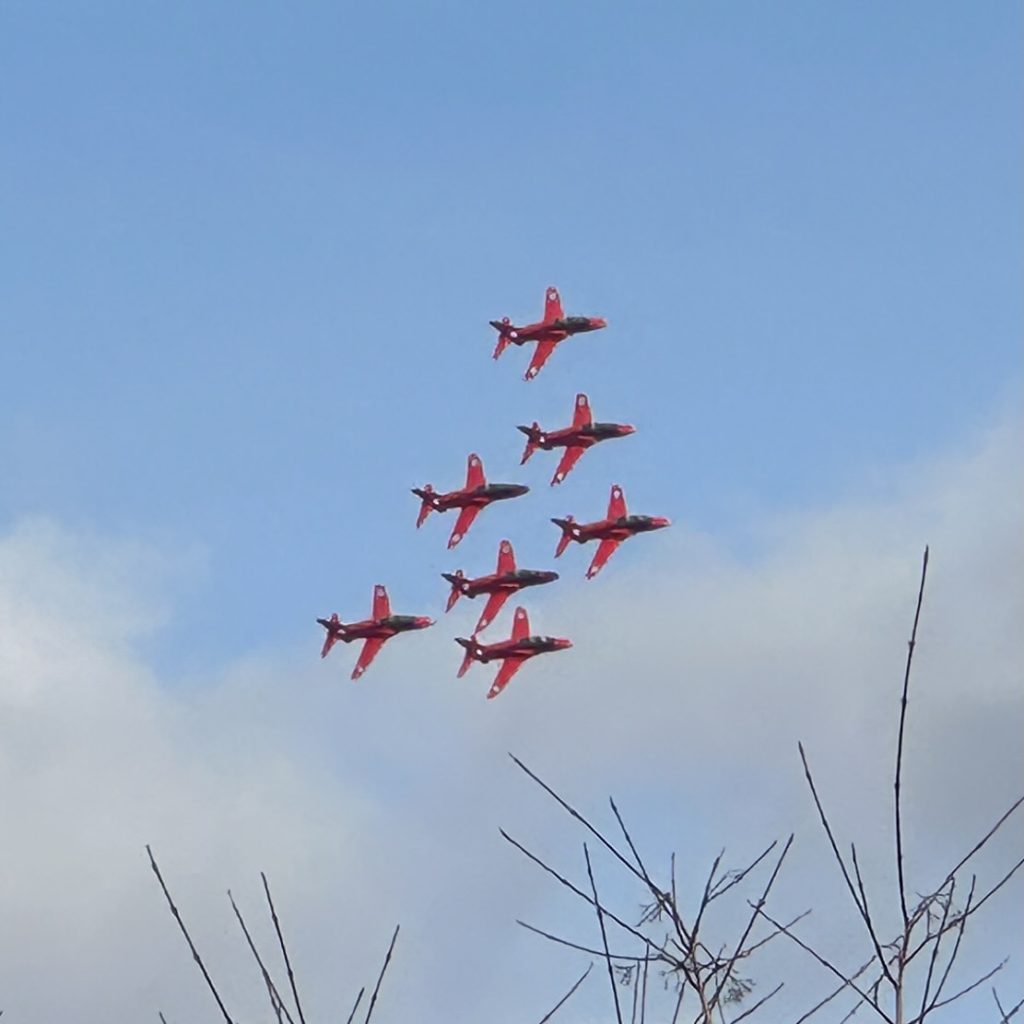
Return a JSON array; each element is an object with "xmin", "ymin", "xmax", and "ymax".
[
  {"xmin": 422, "ymin": 482, "xmax": 529, "ymax": 512},
  {"xmin": 449, "ymin": 568, "xmax": 560, "ymax": 599},
  {"xmin": 567, "ymin": 514, "xmax": 672, "ymax": 545}
]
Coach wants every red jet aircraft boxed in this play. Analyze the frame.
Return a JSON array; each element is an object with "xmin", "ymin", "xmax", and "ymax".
[
  {"xmin": 490, "ymin": 286, "xmax": 607, "ymax": 380},
  {"xmin": 551, "ymin": 484, "xmax": 671, "ymax": 579},
  {"xmin": 413, "ymin": 453, "xmax": 529, "ymax": 549},
  {"xmin": 317, "ymin": 584, "xmax": 433, "ymax": 680},
  {"xmin": 455, "ymin": 606, "xmax": 572, "ymax": 699},
  {"xmin": 443, "ymin": 538, "xmax": 559, "ymax": 636},
  {"xmin": 518, "ymin": 393, "xmax": 635, "ymax": 485}
]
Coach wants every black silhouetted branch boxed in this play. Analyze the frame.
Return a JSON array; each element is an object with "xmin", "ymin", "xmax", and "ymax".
[
  {"xmin": 261, "ymin": 872, "xmax": 307, "ymax": 1024},
  {"xmin": 517, "ymin": 919, "xmax": 652, "ymax": 963},
  {"xmin": 536, "ymin": 964, "xmax": 593, "ymax": 1024},
  {"xmin": 344, "ymin": 987, "xmax": 365, "ymax": 1024},
  {"xmin": 585, "ymin": 843, "xmax": 624, "ymax": 1024},
  {"xmin": 993, "ymin": 989, "xmax": 1024, "ymax": 1023},
  {"xmin": 363, "ymin": 923, "xmax": 399, "ymax": 1024},
  {"xmin": 228, "ymin": 889, "xmax": 293, "ymax": 1024},
  {"xmin": 895, "ymin": 546, "xmax": 928, "ymax": 927},
  {"xmin": 146, "ymin": 845, "xmax": 236, "ymax": 1024},
  {"xmin": 752, "ymin": 905, "xmax": 892, "ymax": 1022}
]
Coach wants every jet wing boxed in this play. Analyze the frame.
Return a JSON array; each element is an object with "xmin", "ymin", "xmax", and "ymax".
[
  {"xmin": 551, "ymin": 446, "xmax": 586, "ymax": 486},
  {"xmin": 586, "ymin": 538, "xmax": 621, "ymax": 579},
  {"xmin": 572, "ymin": 393, "xmax": 593, "ymax": 429},
  {"xmin": 465, "ymin": 453, "xmax": 486, "ymax": 490},
  {"xmin": 487, "ymin": 657, "xmax": 524, "ymax": 699},
  {"xmin": 351, "ymin": 637, "xmax": 386, "ymax": 680},
  {"xmin": 448, "ymin": 505, "xmax": 481, "ymax": 549},
  {"xmin": 511, "ymin": 605, "xmax": 530, "ymax": 641},
  {"xmin": 372, "ymin": 584, "xmax": 390, "ymax": 620},
  {"xmin": 543, "ymin": 286, "xmax": 564, "ymax": 323},
  {"xmin": 607, "ymin": 484, "xmax": 627, "ymax": 520},
  {"xmin": 475, "ymin": 590, "xmax": 511, "ymax": 636},
  {"xmin": 525, "ymin": 339, "xmax": 558, "ymax": 381},
  {"xmin": 496, "ymin": 539, "xmax": 516, "ymax": 575}
]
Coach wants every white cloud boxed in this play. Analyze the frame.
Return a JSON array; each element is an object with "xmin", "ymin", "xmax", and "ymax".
[{"xmin": 0, "ymin": 416, "xmax": 1020, "ymax": 1022}]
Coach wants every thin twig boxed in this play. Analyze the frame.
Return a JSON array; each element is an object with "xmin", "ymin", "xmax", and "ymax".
[
  {"xmin": 708, "ymin": 835, "xmax": 793, "ymax": 1010},
  {"xmin": 500, "ymin": 828, "xmax": 662, "ymax": 951},
  {"xmin": 364, "ymin": 924, "xmax": 399, "ymax": 1024},
  {"xmin": 510, "ymin": 755, "xmax": 647, "ymax": 887},
  {"xmin": 584, "ymin": 843, "xmax": 624, "ymax": 1024},
  {"xmin": 536, "ymin": 964, "xmax": 594, "ymax": 1024},
  {"xmin": 752, "ymin": 905, "xmax": 893, "ymax": 1024},
  {"xmin": 792, "ymin": 957, "xmax": 875, "ymax": 1024},
  {"xmin": 917, "ymin": 877, "xmax": 955, "ymax": 1021},
  {"xmin": 993, "ymin": 989, "xmax": 1024, "ymax": 1023},
  {"xmin": 926, "ymin": 876, "xmax": 976, "ymax": 1012},
  {"xmin": 228, "ymin": 889, "xmax": 293, "ymax": 1024},
  {"xmin": 710, "ymin": 842, "xmax": 779, "ymax": 903},
  {"xmin": 517, "ymin": 919, "xmax": 654, "ymax": 963},
  {"xmin": 799, "ymin": 744, "xmax": 897, "ymax": 989},
  {"xmin": 261, "ymin": 872, "xmax": 307, "ymax": 1024},
  {"xmin": 729, "ymin": 982, "xmax": 784, "ymax": 1024},
  {"xmin": 146, "ymin": 846, "xmax": 235, "ymax": 1024},
  {"xmin": 344, "ymin": 987, "xmax": 365, "ymax": 1024},
  {"xmin": 911, "ymin": 794, "xmax": 1024, "ymax": 931},
  {"xmin": 929, "ymin": 958, "xmax": 1007, "ymax": 1012},
  {"xmin": 895, "ymin": 546, "xmax": 929, "ymax": 927}
]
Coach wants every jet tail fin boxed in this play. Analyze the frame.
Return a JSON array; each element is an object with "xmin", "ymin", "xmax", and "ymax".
[
  {"xmin": 551, "ymin": 516, "xmax": 577, "ymax": 558},
  {"xmin": 411, "ymin": 485, "xmax": 435, "ymax": 527},
  {"xmin": 442, "ymin": 571, "xmax": 465, "ymax": 612},
  {"xmin": 516, "ymin": 423, "xmax": 542, "ymax": 464},
  {"xmin": 455, "ymin": 636, "xmax": 481, "ymax": 678},
  {"xmin": 490, "ymin": 317, "xmax": 515, "ymax": 359}
]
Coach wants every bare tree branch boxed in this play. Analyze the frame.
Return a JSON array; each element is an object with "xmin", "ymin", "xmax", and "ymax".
[
  {"xmin": 363, "ymin": 924, "xmax": 399, "ymax": 1024},
  {"xmin": 516, "ymin": 919, "xmax": 654, "ymax": 963},
  {"xmin": 798, "ymin": 744, "xmax": 896, "ymax": 989},
  {"xmin": 752, "ymin": 905, "xmax": 893, "ymax": 1024},
  {"xmin": 261, "ymin": 872, "xmax": 307, "ymax": 1024},
  {"xmin": 895, "ymin": 546, "xmax": 929, "ymax": 928},
  {"xmin": 344, "ymin": 987, "xmax": 365, "ymax": 1024},
  {"xmin": 992, "ymin": 988, "xmax": 1024, "ymax": 1023},
  {"xmin": 227, "ymin": 889, "xmax": 293, "ymax": 1024},
  {"xmin": 500, "ymin": 828, "xmax": 663, "ymax": 952},
  {"xmin": 146, "ymin": 846, "xmax": 236, "ymax": 1024},
  {"xmin": 536, "ymin": 965, "xmax": 593, "ymax": 1024},
  {"xmin": 584, "ymin": 843, "xmax": 624, "ymax": 1024},
  {"xmin": 729, "ymin": 981, "xmax": 784, "ymax": 1024}
]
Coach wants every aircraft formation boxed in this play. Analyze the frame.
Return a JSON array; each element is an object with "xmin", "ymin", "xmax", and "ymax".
[{"xmin": 318, "ymin": 287, "xmax": 670, "ymax": 698}]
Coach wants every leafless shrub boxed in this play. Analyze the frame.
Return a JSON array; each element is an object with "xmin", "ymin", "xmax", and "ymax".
[{"xmin": 506, "ymin": 548, "xmax": 1022, "ymax": 1023}]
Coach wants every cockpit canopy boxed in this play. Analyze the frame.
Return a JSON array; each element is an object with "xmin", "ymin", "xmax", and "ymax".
[
  {"xmin": 519, "ymin": 635, "xmax": 557, "ymax": 649},
  {"xmin": 386, "ymin": 615, "xmax": 421, "ymax": 627},
  {"xmin": 553, "ymin": 316, "xmax": 592, "ymax": 330}
]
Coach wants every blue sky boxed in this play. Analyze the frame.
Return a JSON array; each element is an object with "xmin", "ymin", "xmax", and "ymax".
[
  {"xmin": 0, "ymin": 3, "xmax": 1022, "ymax": 1021},
  {"xmin": 2, "ymin": 0, "xmax": 1019, "ymax": 672}
]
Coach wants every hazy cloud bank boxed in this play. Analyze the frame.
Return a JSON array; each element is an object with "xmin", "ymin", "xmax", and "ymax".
[{"xmin": 0, "ymin": 415, "xmax": 1021, "ymax": 1022}]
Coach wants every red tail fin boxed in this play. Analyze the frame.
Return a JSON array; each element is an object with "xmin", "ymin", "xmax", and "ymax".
[
  {"xmin": 455, "ymin": 637, "xmax": 480, "ymax": 678},
  {"xmin": 551, "ymin": 516, "xmax": 577, "ymax": 558},
  {"xmin": 412, "ymin": 485, "xmax": 435, "ymax": 527},
  {"xmin": 516, "ymin": 423, "xmax": 542, "ymax": 464},
  {"xmin": 490, "ymin": 317, "xmax": 515, "ymax": 359},
  {"xmin": 442, "ymin": 571, "xmax": 465, "ymax": 612}
]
